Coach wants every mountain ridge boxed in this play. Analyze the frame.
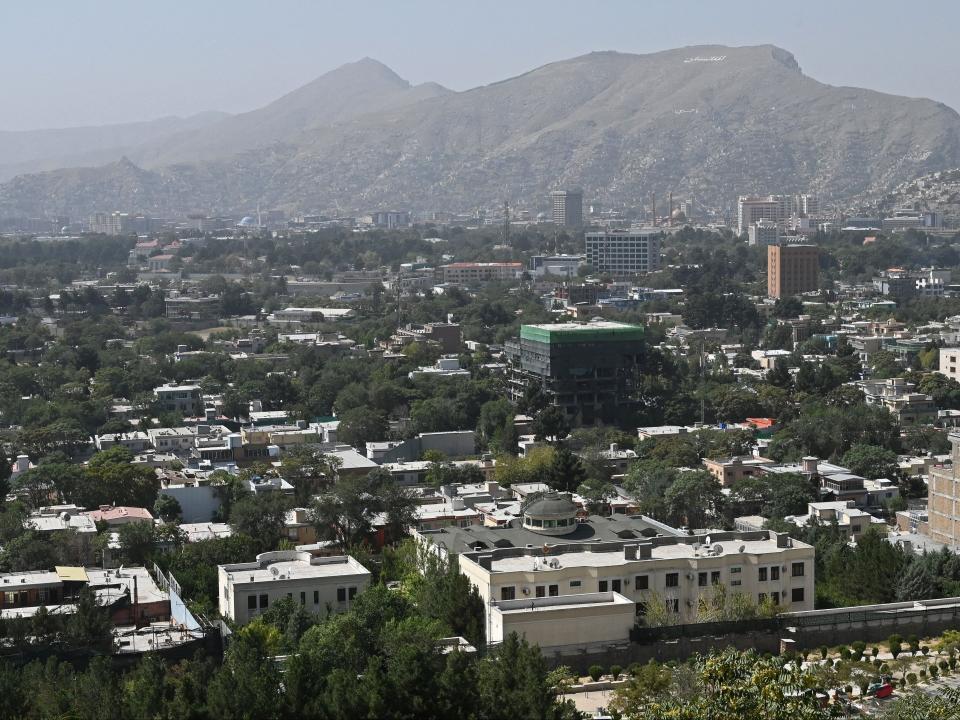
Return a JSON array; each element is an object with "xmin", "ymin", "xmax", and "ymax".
[{"xmin": 2, "ymin": 44, "xmax": 959, "ymax": 218}]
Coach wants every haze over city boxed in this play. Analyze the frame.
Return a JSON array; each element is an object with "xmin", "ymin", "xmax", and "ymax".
[
  {"xmin": 3, "ymin": 2, "xmax": 960, "ymax": 718},
  {"xmin": 4, "ymin": 0, "xmax": 960, "ymax": 131}
]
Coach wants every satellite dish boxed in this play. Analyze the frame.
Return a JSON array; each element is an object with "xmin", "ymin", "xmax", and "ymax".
[
  {"xmin": 738, "ymin": 545, "xmax": 745, "ymax": 553},
  {"xmin": 270, "ymin": 566, "xmax": 280, "ymax": 577},
  {"xmin": 712, "ymin": 544, "xmax": 723, "ymax": 555}
]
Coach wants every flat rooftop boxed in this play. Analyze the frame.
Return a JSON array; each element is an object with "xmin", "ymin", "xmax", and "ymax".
[
  {"xmin": 487, "ymin": 534, "xmax": 799, "ymax": 573},
  {"xmin": 221, "ymin": 552, "xmax": 370, "ymax": 585},
  {"xmin": 417, "ymin": 514, "xmax": 684, "ymax": 554}
]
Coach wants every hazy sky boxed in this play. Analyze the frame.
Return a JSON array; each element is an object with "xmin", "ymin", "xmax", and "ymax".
[{"xmin": 3, "ymin": 0, "xmax": 959, "ymax": 131}]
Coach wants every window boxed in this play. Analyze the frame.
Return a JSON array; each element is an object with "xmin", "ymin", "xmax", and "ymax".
[
  {"xmin": 771, "ymin": 566, "xmax": 780, "ymax": 581},
  {"xmin": 549, "ymin": 584, "xmax": 559, "ymax": 597},
  {"xmin": 337, "ymin": 588, "xmax": 347, "ymax": 603},
  {"xmin": 611, "ymin": 579, "xmax": 622, "ymax": 593},
  {"xmin": 38, "ymin": 589, "xmax": 49, "ymax": 602},
  {"xmin": 598, "ymin": 580, "xmax": 609, "ymax": 592},
  {"xmin": 698, "ymin": 572, "xmax": 708, "ymax": 587},
  {"xmin": 731, "ymin": 580, "xmax": 742, "ymax": 586},
  {"xmin": 501, "ymin": 586, "xmax": 515, "ymax": 601},
  {"xmin": 792, "ymin": 588, "xmax": 805, "ymax": 603},
  {"xmin": 313, "ymin": 590, "xmax": 320, "ymax": 605},
  {"xmin": 665, "ymin": 573, "xmax": 679, "ymax": 588},
  {"xmin": 792, "ymin": 562, "xmax": 805, "ymax": 577},
  {"xmin": 711, "ymin": 571, "xmax": 721, "ymax": 585},
  {"xmin": 635, "ymin": 575, "xmax": 649, "ymax": 590},
  {"xmin": 758, "ymin": 567, "xmax": 768, "ymax": 582},
  {"xmin": 247, "ymin": 595, "xmax": 257, "ymax": 610},
  {"xmin": 570, "ymin": 580, "xmax": 582, "ymax": 588},
  {"xmin": 259, "ymin": 594, "xmax": 268, "ymax": 609},
  {"xmin": 300, "ymin": 592, "xmax": 306, "ymax": 605},
  {"xmin": 730, "ymin": 566, "xmax": 741, "ymax": 574},
  {"xmin": 771, "ymin": 592, "xmax": 780, "ymax": 604},
  {"xmin": 535, "ymin": 586, "xmax": 546, "ymax": 598},
  {"xmin": 758, "ymin": 593, "xmax": 767, "ymax": 603}
]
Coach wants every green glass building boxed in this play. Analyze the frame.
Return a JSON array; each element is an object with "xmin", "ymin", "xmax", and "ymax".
[{"xmin": 504, "ymin": 321, "xmax": 645, "ymax": 425}]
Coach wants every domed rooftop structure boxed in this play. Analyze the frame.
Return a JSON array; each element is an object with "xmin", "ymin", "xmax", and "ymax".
[
  {"xmin": 522, "ymin": 492, "xmax": 578, "ymax": 536},
  {"xmin": 238, "ymin": 216, "xmax": 257, "ymax": 226}
]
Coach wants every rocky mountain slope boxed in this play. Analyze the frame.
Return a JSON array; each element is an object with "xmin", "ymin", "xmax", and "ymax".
[{"xmin": 3, "ymin": 45, "xmax": 960, "ymax": 218}]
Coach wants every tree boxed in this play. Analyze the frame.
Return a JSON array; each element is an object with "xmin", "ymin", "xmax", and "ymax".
[
  {"xmin": 76, "ymin": 446, "xmax": 160, "ymax": 509},
  {"xmin": 207, "ymin": 622, "xmax": 285, "ymax": 720},
  {"xmin": 229, "ymin": 492, "xmax": 291, "ymax": 550},
  {"xmin": 310, "ymin": 468, "xmax": 416, "ymax": 548},
  {"xmin": 531, "ymin": 405, "xmax": 570, "ymax": 442},
  {"xmin": 117, "ymin": 521, "xmax": 156, "ymax": 565},
  {"xmin": 545, "ymin": 445, "xmax": 587, "ymax": 493},
  {"xmin": 153, "ymin": 494, "xmax": 182, "ymax": 522},
  {"xmin": 279, "ymin": 445, "xmax": 342, "ymax": 505},
  {"xmin": 477, "ymin": 633, "xmax": 578, "ymax": 720},
  {"xmin": 336, "ymin": 407, "xmax": 388, "ymax": 449},
  {"xmin": 842, "ymin": 443, "xmax": 900, "ymax": 480},
  {"xmin": 66, "ymin": 587, "xmax": 113, "ymax": 651},
  {"xmin": 663, "ymin": 470, "xmax": 727, "ymax": 529},
  {"xmin": 577, "ymin": 475, "xmax": 615, "ymax": 515}
]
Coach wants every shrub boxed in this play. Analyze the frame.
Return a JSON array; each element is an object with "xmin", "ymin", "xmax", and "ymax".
[
  {"xmin": 888, "ymin": 634, "xmax": 903, "ymax": 657},
  {"xmin": 951, "ymin": 657, "xmax": 958, "ymax": 670},
  {"xmin": 908, "ymin": 635, "xmax": 920, "ymax": 653},
  {"xmin": 930, "ymin": 665, "xmax": 939, "ymax": 678},
  {"xmin": 824, "ymin": 658, "xmax": 833, "ymax": 668},
  {"xmin": 588, "ymin": 665, "xmax": 603, "ymax": 683},
  {"xmin": 627, "ymin": 662, "xmax": 642, "ymax": 676},
  {"xmin": 880, "ymin": 663, "xmax": 890, "ymax": 674},
  {"xmin": 907, "ymin": 673, "xmax": 918, "ymax": 685},
  {"xmin": 852, "ymin": 641, "xmax": 866, "ymax": 656},
  {"xmin": 610, "ymin": 665, "xmax": 622, "ymax": 681},
  {"xmin": 919, "ymin": 669, "xmax": 927, "ymax": 680},
  {"xmin": 939, "ymin": 660, "xmax": 949, "ymax": 671},
  {"xmin": 921, "ymin": 645, "xmax": 929, "ymax": 656},
  {"xmin": 820, "ymin": 645, "xmax": 829, "ymax": 659},
  {"xmin": 844, "ymin": 684, "xmax": 853, "ymax": 695},
  {"xmin": 872, "ymin": 659, "xmax": 882, "ymax": 668},
  {"xmin": 871, "ymin": 647, "xmax": 879, "ymax": 658},
  {"xmin": 839, "ymin": 647, "xmax": 851, "ymax": 660}
]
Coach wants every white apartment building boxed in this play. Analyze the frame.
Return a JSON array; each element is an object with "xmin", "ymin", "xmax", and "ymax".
[
  {"xmin": 584, "ymin": 230, "xmax": 661, "ymax": 277},
  {"xmin": 737, "ymin": 195, "xmax": 793, "ymax": 235},
  {"xmin": 939, "ymin": 347, "xmax": 960, "ymax": 383},
  {"xmin": 218, "ymin": 551, "xmax": 370, "ymax": 625},
  {"xmin": 456, "ymin": 493, "xmax": 815, "ymax": 635},
  {"xmin": 154, "ymin": 383, "xmax": 203, "ymax": 416},
  {"xmin": 747, "ymin": 220, "xmax": 780, "ymax": 246}
]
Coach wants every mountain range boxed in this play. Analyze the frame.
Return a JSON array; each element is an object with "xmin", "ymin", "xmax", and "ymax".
[{"xmin": 2, "ymin": 45, "xmax": 960, "ymax": 219}]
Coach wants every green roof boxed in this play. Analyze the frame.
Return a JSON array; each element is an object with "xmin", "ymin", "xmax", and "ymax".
[{"xmin": 520, "ymin": 322, "xmax": 644, "ymax": 344}]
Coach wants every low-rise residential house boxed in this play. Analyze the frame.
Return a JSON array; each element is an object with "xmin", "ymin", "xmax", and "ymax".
[
  {"xmin": 856, "ymin": 377, "xmax": 937, "ymax": 425},
  {"xmin": 154, "ymin": 383, "xmax": 203, "ymax": 416},
  {"xmin": 703, "ymin": 456, "xmax": 774, "ymax": 487},
  {"xmin": 94, "ymin": 432, "xmax": 151, "ymax": 453},
  {"xmin": 178, "ymin": 522, "xmax": 233, "ymax": 543},
  {"xmin": 85, "ymin": 505, "xmax": 154, "ymax": 527},
  {"xmin": 26, "ymin": 505, "xmax": 97, "ymax": 534},
  {"xmin": 784, "ymin": 501, "xmax": 886, "ymax": 542},
  {"xmin": 217, "ymin": 551, "xmax": 370, "ymax": 625}
]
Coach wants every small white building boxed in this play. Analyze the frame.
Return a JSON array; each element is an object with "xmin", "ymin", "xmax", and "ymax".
[{"xmin": 218, "ymin": 551, "xmax": 371, "ymax": 625}]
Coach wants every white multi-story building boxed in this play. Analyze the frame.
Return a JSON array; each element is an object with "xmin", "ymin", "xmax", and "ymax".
[
  {"xmin": 584, "ymin": 230, "xmax": 661, "ymax": 277},
  {"xmin": 456, "ymin": 493, "xmax": 815, "ymax": 637},
  {"xmin": 218, "ymin": 551, "xmax": 371, "ymax": 625},
  {"xmin": 737, "ymin": 195, "xmax": 794, "ymax": 235},
  {"xmin": 940, "ymin": 348, "xmax": 960, "ymax": 383},
  {"xmin": 154, "ymin": 383, "xmax": 203, "ymax": 416}
]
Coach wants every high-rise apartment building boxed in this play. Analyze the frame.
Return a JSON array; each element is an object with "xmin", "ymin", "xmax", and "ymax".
[
  {"xmin": 798, "ymin": 194, "xmax": 820, "ymax": 217},
  {"xmin": 737, "ymin": 195, "xmax": 800, "ymax": 235},
  {"xmin": 767, "ymin": 243, "xmax": 819, "ymax": 298},
  {"xmin": 504, "ymin": 321, "xmax": 644, "ymax": 425},
  {"xmin": 929, "ymin": 434, "xmax": 960, "ymax": 546},
  {"xmin": 585, "ymin": 230, "xmax": 661, "ymax": 277},
  {"xmin": 550, "ymin": 189, "xmax": 583, "ymax": 227},
  {"xmin": 747, "ymin": 220, "xmax": 780, "ymax": 246}
]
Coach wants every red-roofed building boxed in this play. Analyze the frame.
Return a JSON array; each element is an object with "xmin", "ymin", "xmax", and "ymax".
[{"xmin": 85, "ymin": 506, "xmax": 154, "ymax": 527}]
